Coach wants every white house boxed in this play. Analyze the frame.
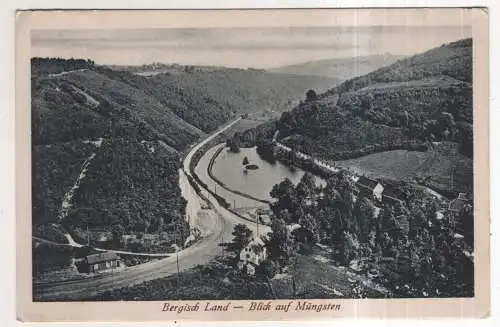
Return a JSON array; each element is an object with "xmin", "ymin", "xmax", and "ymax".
[
  {"xmin": 356, "ymin": 176, "xmax": 384, "ymax": 201},
  {"xmin": 237, "ymin": 236, "xmax": 268, "ymax": 275}
]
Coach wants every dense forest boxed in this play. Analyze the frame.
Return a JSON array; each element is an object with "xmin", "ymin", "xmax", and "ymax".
[
  {"xmin": 67, "ymin": 138, "xmax": 184, "ymax": 232},
  {"xmin": 264, "ymin": 173, "xmax": 473, "ymax": 298},
  {"xmin": 31, "ymin": 57, "xmax": 96, "ymax": 76},
  {"xmin": 31, "ymin": 59, "xmax": 196, "ymax": 246}
]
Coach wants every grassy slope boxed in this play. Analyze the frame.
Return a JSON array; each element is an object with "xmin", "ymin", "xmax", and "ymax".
[
  {"xmin": 333, "ymin": 141, "xmax": 473, "ymax": 193},
  {"xmin": 334, "ymin": 149, "xmax": 432, "ymax": 181}
]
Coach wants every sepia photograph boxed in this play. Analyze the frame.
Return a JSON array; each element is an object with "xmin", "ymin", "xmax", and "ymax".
[{"xmin": 15, "ymin": 8, "xmax": 490, "ymax": 321}]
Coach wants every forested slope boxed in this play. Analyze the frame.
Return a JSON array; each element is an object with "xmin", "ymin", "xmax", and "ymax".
[
  {"xmin": 241, "ymin": 38, "xmax": 473, "ymax": 194},
  {"xmin": 96, "ymin": 65, "xmax": 337, "ymax": 132}
]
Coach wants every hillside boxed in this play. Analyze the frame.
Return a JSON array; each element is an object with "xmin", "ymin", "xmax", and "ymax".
[
  {"xmin": 268, "ymin": 54, "xmax": 403, "ymax": 80},
  {"xmin": 97, "ymin": 65, "xmax": 337, "ymax": 132},
  {"xmin": 242, "ymin": 38, "xmax": 473, "ymax": 194},
  {"xmin": 31, "ymin": 59, "xmax": 197, "ymax": 247},
  {"xmin": 32, "ymin": 68, "xmax": 204, "ymax": 150},
  {"xmin": 31, "ymin": 58, "xmax": 336, "ymax": 247}
]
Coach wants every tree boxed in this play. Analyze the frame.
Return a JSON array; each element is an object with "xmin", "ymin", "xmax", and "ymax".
[
  {"xmin": 227, "ymin": 136, "xmax": 240, "ymax": 153},
  {"xmin": 354, "ymin": 197, "xmax": 375, "ymax": 242},
  {"xmin": 340, "ymin": 231, "xmax": 359, "ymax": 264},
  {"xmin": 459, "ymin": 204, "xmax": 474, "ymax": 248},
  {"xmin": 267, "ymin": 218, "xmax": 295, "ymax": 267},
  {"xmin": 256, "ymin": 259, "xmax": 278, "ymax": 298},
  {"xmin": 298, "ymin": 213, "xmax": 320, "ymax": 243},
  {"xmin": 242, "ymin": 156, "xmax": 249, "ymax": 166},
  {"xmin": 305, "ymin": 89, "xmax": 317, "ymax": 102},
  {"xmin": 270, "ymin": 178, "xmax": 298, "ymax": 219},
  {"xmin": 439, "ymin": 112, "xmax": 455, "ymax": 128},
  {"xmin": 296, "ymin": 172, "xmax": 316, "ymax": 199},
  {"xmin": 456, "ymin": 122, "xmax": 473, "ymax": 157},
  {"xmin": 231, "ymin": 224, "xmax": 253, "ymax": 255},
  {"xmin": 257, "ymin": 259, "xmax": 278, "ymax": 279}
]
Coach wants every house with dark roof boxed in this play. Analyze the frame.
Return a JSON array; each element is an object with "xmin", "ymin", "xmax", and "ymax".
[
  {"xmin": 448, "ymin": 193, "xmax": 469, "ymax": 213},
  {"xmin": 356, "ymin": 176, "xmax": 384, "ymax": 201},
  {"xmin": 82, "ymin": 252, "xmax": 121, "ymax": 273}
]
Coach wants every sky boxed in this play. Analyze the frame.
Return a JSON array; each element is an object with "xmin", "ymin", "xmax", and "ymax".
[{"xmin": 31, "ymin": 26, "xmax": 472, "ymax": 69}]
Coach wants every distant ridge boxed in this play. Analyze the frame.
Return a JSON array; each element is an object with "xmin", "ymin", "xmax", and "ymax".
[{"xmin": 268, "ymin": 54, "xmax": 404, "ymax": 80}]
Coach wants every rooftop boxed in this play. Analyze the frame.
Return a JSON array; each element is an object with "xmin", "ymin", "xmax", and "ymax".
[
  {"xmin": 356, "ymin": 176, "xmax": 381, "ymax": 190},
  {"xmin": 86, "ymin": 252, "xmax": 119, "ymax": 265}
]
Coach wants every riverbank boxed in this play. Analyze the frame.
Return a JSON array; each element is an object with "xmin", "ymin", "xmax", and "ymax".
[
  {"xmin": 208, "ymin": 144, "xmax": 271, "ymax": 206},
  {"xmin": 189, "ymin": 145, "xmax": 270, "ymax": 226}
]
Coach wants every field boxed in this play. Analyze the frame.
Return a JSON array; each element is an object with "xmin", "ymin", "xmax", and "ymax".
[
  {"xmin": 331, "ymin": 141, "xmax": 472, "ymax": 195},
  {"xmin": 334, "ymin": 149, "xmax": 432, "ymax": 181},
  {"xmin": 414, "ymin": 142, "xmax": 473, "ymax": 195}
]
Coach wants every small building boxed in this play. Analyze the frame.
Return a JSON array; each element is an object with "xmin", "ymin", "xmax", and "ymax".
[
  {"xmin": 448, "ymin": 193, "xmax": 469, "ymax": 213},
  {"xmin": 435, "ymin": 211, "xmax": 445, "ymax": 221},
  {"xmin": 356, "ymin": 176, "xmax": 384, "ymax": 202},
  {"xmin": 83, "ymin": 252, "xmax": 121, "ymax": 273},
  {"xmin": 142, "ymin": 234, "xmax": 160, "ymax": 247},
  {"xmin": 255, "ymin": 208, "xmax": 272, "ymax": 225},
  {"xmin": 121, "ymin": 234, "xmax": 137, "ymax": 246},
  {"xmin": 159, "ymin": 231, "xmax": 170, "ymax": 241},
  {"xmin": 237, "ymin": 236, "xmax": 268, "ymax": 275},
  {"xmin": 287, "ymin": 223, "xmax": 302, "ymax": 233}
]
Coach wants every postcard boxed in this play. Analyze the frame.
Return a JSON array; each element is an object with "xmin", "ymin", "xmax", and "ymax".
[{"xmin": 16, "ymin": 8, "xmax": 489, "ymax": 321}]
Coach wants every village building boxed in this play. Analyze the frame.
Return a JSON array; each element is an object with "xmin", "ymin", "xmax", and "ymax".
[
  {"xmin": 142, "ymin": 233, "xmax": 160, "ymax": 247},
  {"xmin": 82, "ymin": 252, "xmax": 121, "ymax": 274},
  {"xmin": 159, "ymin": 231, "xmax": 170, "ymax": 241},
  {"xmin": 435, "ymin": 211, "xmax": 445, "ymax": 221},
  {"xmin": 237, "ymin": 236, "xmax": 268, "ymax": 275},
  {"xmin": 121, "ymin": 234, "xmax": 138, "ymax": 246},
  {"xmin": 448, "ymin": 193, "xmax": 469, "ymax": 214},
  {"xmin": 255, "ymin": 207, "xmax": 272, "ymax": 225},
  {"xmin": 356, "ymin": 176, "xmax": 384, "ymax": 202}
]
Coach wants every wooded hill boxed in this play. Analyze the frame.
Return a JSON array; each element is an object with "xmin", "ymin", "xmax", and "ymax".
[
  {"xmin": 31, "ymin": 58, "xmax": 336, "ymax": 241},
  {"xmin": 96, "ymin": 65, "xmax": 336, "ymax": 132},
  {"xmin": 242, "ymin": 38, "xmax": 473, "ymax": 194}
]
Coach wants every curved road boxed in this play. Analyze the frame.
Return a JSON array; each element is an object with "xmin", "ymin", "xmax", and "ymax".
[{"xmin": 34, "ymin": 117, "xmax": 270, "ymax": 301}]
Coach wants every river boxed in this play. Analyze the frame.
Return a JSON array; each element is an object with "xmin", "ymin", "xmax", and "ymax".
[{"xmin": 196, "ymin": 144, "xmax": 325, "ymax": 208}]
